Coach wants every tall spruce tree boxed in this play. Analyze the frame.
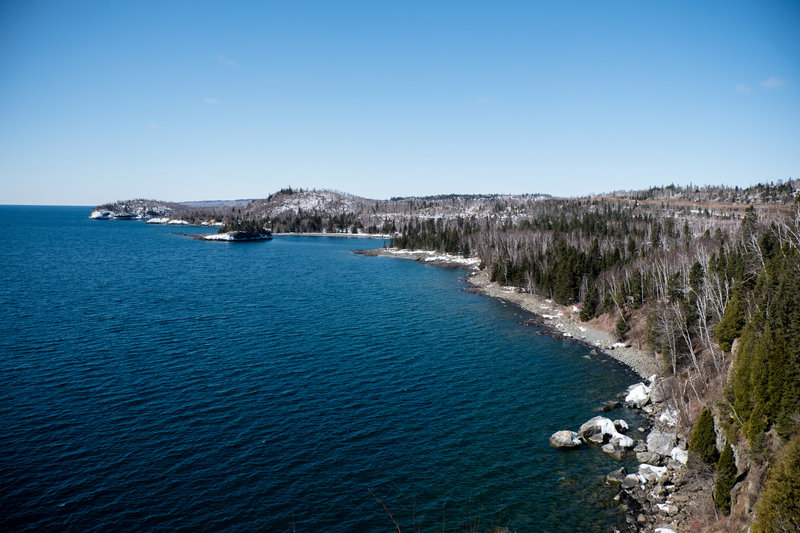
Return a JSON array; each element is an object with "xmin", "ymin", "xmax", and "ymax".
[
  {"xmin": 580, "ymin": 281, "xmax": 599, "ymax": 322},
  {"xmin": 715, "ymin": 444, "xmax": 737, "ymax": 515},
  {"xmin": 689, "ymin": 408, "xmax": 719, "ymax": 465},
  {"xmin": 716, "ymin": 291, "xmax": 745, "ymax": 352}
]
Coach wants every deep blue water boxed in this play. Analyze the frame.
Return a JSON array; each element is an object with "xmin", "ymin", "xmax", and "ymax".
[{"xmin": 0, "ymin": 206, "xmax": 646, "ymax": 532}]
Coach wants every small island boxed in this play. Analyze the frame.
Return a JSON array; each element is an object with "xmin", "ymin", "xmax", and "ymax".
[{"xmin": 199, "ymin": 231, "xmax": 273, "ymax": 242}]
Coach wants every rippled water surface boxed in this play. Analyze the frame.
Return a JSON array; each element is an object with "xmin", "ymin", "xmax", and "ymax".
[{"xmin": 1, "ymin": 206, "xmax": 647, "ymax": 532}]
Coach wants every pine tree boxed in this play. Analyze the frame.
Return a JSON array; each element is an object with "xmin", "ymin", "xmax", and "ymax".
[
  {"xmin": 715, "ymin": 444, "xmax": 737, "ymax": 515},
  {"xmin": 689, "ymin": 408, "xmax": 719, "ymax": 464},
  {"xmin": 716, "ymin": 291, "xmax": 745, "ymax": 352},
  {"xmin": 580, "ymin": 282, "xmax": 599, "ymax": 322}
]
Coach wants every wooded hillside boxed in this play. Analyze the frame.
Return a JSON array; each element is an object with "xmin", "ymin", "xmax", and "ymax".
[{"xmin": 391, "ymin": 181, "xmax": 800, "ymax": 531}]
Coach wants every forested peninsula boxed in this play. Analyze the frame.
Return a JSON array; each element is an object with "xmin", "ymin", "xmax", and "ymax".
[{"xmin": 94, "ymin": 181, "xmax": 800, "ymax": 531}]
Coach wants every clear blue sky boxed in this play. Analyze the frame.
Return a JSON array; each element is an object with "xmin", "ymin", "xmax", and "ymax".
[{"xmin": 1, "ymin": 1, "xmax": 798, "ymax": 204}]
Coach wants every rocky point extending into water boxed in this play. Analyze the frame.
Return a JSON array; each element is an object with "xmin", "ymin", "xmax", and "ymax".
[{"xmin": 355, "ymin": 248, "xmax": 481, "ymax": 269}]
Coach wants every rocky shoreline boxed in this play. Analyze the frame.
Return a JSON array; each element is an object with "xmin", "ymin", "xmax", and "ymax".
[
  {"xmin": 549, "ymin": 375, "xmax": 702, "ymax": 532},
  {"xmin": 463, "ymin": 268, "xmax": 660, "ymax": 379},
  {"xmin": 464, "ymin": 268, "xmax": 713, "ymax": 532},
  {"xmin": 463, "ymin": 267, "xmax": 707, "ymax": 532},
  {"xmin": 363, "ymin": 248, "xmax": 700, "ymax": 532},
  {"xmin": 362, "ymin": 248, "xmax": 659, "ymax": 378}
]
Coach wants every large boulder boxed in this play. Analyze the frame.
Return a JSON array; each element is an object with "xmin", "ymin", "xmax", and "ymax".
[
  {"xmin": 602, "ymin": 443, "xmax": 626, "ymax": 460},
  {"xmin": 578, "ymin": 416, "xmax": 618, "ymax": 444},
  {"xmin": 647, "ymin": 430, "xmax": 678, "ymax": 457},
  {"xmin": 603, "ymin": 433, "xmax": 636, "ymax": 459},
  {"xmin": 579, "ymin": 415, "xmax": 634, "ymax": 459},
  {"xmin": 549, "ymin": 430, "xmax": 582, "ymax": 448},
  {"xmin": 614, "ymin": 419, "xmax": 629, "ymax": 433},
  {"xmin": 650, "ymin": 376, "xmax": 679, "ymax": 403},
  {"xmin": 625, "ymin": 383, "xmax": 651, "ymax": 408},
  {"xmin": 611, "ymin": 433, "xmax": 635, "ymax": 449}
]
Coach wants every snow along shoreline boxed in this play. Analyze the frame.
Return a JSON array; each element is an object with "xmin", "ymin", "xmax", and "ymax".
[{"xmin": 366, "ymin": 248, "xmax": 659, "ymax": 379}]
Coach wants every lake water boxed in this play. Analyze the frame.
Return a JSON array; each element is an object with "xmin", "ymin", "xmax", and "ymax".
[{"xmin": 0, "ymin": 206, "xmax": 646, "ymax": 532}]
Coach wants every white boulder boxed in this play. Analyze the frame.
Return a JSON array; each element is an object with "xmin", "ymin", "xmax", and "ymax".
[
  {"xmin": 611, "ymin": 433, "xmax": 635, "ymax": 449},
  {"xmin": 625, "ymin": 382, "xmax": 651, "ymax": 408},
  {"xmin": 578, "ymin": 416, "xmax": 618, "ymax": 443},
  {"xmin": 579, "ymin": 416, "xmax": 634, "ymax": 459},
  {"xmin": 550, "ymin": 430, "xmax": 582, "ymax": 449},
  {"xmin": 670, "ymin": 446, "xmax": 688, "ymax": 465}
]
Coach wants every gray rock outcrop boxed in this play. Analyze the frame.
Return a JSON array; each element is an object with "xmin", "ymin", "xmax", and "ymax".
[
  {"xmin": 649, "ymin": 376, "xmax": 679, "ymax": 403},
  {"xmin": 647, "ymin": 430, "xmax": 677, "ymax": 458}
]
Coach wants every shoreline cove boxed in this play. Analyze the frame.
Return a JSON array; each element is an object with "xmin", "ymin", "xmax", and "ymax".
[
  {"xmin": 363, "ymin": 247, "xmax": 695, "ymax": 532},
  {"xmin": 362, "ymin": 248, "xmax": 660, "ymax": 379},
  {"xmin": 464, "ymin": 269, "xmax": 661, "ymax": 380}
]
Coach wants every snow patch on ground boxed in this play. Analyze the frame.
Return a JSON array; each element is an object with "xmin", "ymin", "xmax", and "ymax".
[
  {"xmin": 203, "ymin": 233, "xmax": 237, "ymax": 240},
  {"xmin": 147, "ymin": 217, "xmax": 190, "ymax": 225},
  {"xmin": 382, "ymin": 249, "xmax": 480, "ymax": 267}
]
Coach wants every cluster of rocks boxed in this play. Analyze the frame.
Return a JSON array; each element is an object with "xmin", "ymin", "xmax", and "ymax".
[
  {"xmin": 550, "ymin": 415, "xmax": 635, "ymax": 459},
  {"xmin": 550, "ymin": 374, "xmax": 689, "ymax": 532}
]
